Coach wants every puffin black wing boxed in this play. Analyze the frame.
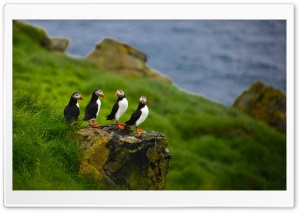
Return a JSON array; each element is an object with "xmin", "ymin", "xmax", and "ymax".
[
  {"xmin": 125, "ymin": 109, "xmax": 142, "ymax": 126},
  {"xmin": 83, "ymin": 102, "xmax": 99, "ymax": 121},
  {"xmin": 106, "ymin": 101, "xmax": 119, "ymax": 120},
  {"xmin": 64, "ymin": 105, "xmax": 80, "ymax": 123}
]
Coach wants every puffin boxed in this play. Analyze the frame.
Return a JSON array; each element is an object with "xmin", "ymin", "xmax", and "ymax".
[
  {"xmin": 106, "ymin": 89, "xmax": 128, "ymax": 129},
  {"xmin": 64, "ymin": 92, "xmax": 84, "ymax": 124},
  {"xmin": 83, "ymin": 89, "xmax": 105, "ymax": 128},
  {"xmin": 125, "ymin": 96, "xmax": 149, "ymax": 134}
]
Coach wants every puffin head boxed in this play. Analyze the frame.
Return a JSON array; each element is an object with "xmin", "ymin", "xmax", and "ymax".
[
  {"xmin": 140, "ymin": 96, "xmax": 147, "ymax": 104},
  {"xmin": 115, "ymin": 89, "xmax": 125, "ymax": 97},
  {"xmin": 72, "ymin": 92, "xmax": 84, "ymax": 100},
  {"xmin": 95, "ymin": 89, "xmax": 105, "ymax": 98}
]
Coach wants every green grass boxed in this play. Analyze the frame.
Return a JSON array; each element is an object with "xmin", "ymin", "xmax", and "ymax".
[{"xmin": 12, "ymin": 20, "xmax": 286, "ymax": 190}]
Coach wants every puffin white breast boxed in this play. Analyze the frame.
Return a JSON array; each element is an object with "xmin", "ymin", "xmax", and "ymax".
[
  {"xmin": 136, "ymin": 105, "xmax": 149, "ymax": 126},
  {"xmin": 96, "ymin": 99, "xmax": 101, "ymax": 117},
  {"xmin": 116, "ymin": 98, "xmax": 128, "ymax": 121}
]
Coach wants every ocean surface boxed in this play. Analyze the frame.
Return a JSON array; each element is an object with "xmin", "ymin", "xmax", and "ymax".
[{"xmin": 25, "ymin": 20, "xmax": 286, "ymax": 106}]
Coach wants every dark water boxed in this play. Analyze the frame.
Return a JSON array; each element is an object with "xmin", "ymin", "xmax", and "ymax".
[{"xmin": 25, "ymin": 20, "xmax": 286, "ymax": 106}]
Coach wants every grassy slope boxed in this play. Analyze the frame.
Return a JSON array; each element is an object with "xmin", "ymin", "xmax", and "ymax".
[{"xmin": 13, "ymin": 21, "xmax": 286, "ymax": 190}]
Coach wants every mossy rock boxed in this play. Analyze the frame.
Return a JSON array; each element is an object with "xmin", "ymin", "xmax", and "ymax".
[
  {"xmin": 232, "ymin": 80, "xmax": 286, "ymax": 134},
  {"xmin": 47, "ymin": 37, "xmax": 70, "ymax": 52},
  {"xmin": 86, "ymin": 37, "xmax": 172, "ymax": 83},
  {"xmin": 76, "ymin": 125, "xmax": 171, "ymax": 190},
  {"xmin": 13, "ymin": 20, "xmax": 69, "ymax": 52}
]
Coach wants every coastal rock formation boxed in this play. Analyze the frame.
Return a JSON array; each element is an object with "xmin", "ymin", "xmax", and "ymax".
[
  {"xmin": 46, "ymin": 37, "xmax": 70, "ymax": 52},
  {"xmin": 86, "ymin": 37, "xmax": 172, "ymax": 83},
  {"xmin": 76, "ymin": 125, "xmax": 171, "ymax": 190},
  {"xmin": 232, "ymin": 80, "xmax": 286, "ymax": 133}
]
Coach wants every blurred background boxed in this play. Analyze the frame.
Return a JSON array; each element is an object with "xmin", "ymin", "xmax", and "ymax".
[{"xmin": 25, "ymin": 20, "xmax": 286, "ymax": 106}]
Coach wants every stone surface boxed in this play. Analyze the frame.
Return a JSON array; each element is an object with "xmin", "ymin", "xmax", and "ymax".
[
  {"xmin": 46, "ymin": 37, "xmax": 70, "ymax": 52},
  {"xmin": 76, "ymin": 125, "xmax": 171, "ymax": 190},
  {"xmin": 232, "ymin": 80, "xmax": 286, "ymax": 133},
  {"xmin": 86, "ymin": 37, "xmax": 172, "ymax": 83}
]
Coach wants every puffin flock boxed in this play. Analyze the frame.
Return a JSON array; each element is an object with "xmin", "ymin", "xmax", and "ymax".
[{"xmin": 63, "ymin": 89, "xmax": 149, "ymax": 134}]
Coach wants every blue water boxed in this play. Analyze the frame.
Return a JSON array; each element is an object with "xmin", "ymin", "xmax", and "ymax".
[{"xmin": 25, "ymin": 20, "xmax": 286, "ymax": 106}]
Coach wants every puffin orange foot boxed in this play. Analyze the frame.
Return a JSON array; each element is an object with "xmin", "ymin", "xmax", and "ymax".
[
  {"xmin": 136, "ymin": 128, "xmax": 144, "ymax": 134},
  {"xmin": 117, "ymin": 124, "xmax": 125, "ymax": 129},
  {"xmin": 88, "ymin": 122, "xmax": 94, "ymax": 127},
  {"xmin": 116, "ymin": 121, "xmax": 125, "ymax": 129}
]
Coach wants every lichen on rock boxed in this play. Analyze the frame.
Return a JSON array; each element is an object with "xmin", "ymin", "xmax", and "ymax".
[
  {"xmin": 76, "ymin": 125, "xmax": 171, "ymax": 190},
  {"xmin": 232, "ymin": 80, "xmax": 286, "ymax": 133},
  {"xmin": 86, "ymin": 37, "xmax": 172, "ymax": 83}
]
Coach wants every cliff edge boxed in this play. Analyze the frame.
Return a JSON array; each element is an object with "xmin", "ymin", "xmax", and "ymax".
[{"xmin": 76, "ymin": 125, "xmax": 171, "ymax": 190}]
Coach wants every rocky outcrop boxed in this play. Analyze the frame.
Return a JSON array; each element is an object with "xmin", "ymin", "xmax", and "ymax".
[
  {"xmin": 76, "ymin": 125, "xmax": 171, "ymax": 190},
  {"xmin": 86, "ymin": 37, "xmax": 172, "ymax": 83},
  {"xmin": 45, "ymin": 37, "xmax": 70, "ymax": 52},
  {"xmin": 15, "ymin": 21, "xmax": 69, "ymax": 52},
  {"xmin": 232, "ymin": 80, "xmax": 286, "ymax": 133}
]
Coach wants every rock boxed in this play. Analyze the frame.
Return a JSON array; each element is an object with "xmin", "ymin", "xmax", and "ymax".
[
  {"xmin": 76, "ymin": 125, "xmax": 171, "ymax": 190},
  {"xmin": 232, "ymin": 80, "xmax": 286, "ymax": 134},
  {"xmin": 86, "ymin": 37, "xmax": 172, "ymax": 83},
  {"xmin": 45, "ymin": 37, "xmax": 70, "ymax": 52}
]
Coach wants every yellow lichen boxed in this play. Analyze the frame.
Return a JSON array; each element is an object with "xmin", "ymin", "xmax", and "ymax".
[{"xmin": 79, "ymin": 160, "xmax": 102, "ymax": 181}]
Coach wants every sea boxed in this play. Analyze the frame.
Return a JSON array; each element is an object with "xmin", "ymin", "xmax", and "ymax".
[{"xmin": 24, "ymin": 20, "xmax": 286, "ymax": 106}]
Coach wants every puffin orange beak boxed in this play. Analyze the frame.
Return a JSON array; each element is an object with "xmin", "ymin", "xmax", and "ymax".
[
  {"xmin": 115, "ymin": 92, "xmax": 118, "ymax": 97},
  {"xmin": 80, "ymin": 96, "xmax": 84, "ymax": 100},
  {"xmin": 101, "ymin": 94, "xmax": 105, "ymax": 98}
]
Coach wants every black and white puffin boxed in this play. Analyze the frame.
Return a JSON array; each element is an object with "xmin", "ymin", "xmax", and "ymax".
[
  {"xmin": 125, "ymin": 96, "xmax": 149, "ymax": 134},
  {"xmin": 106, "ymin": 89, "xmax": 128, "ymax": 129},
  {"xmin": 83, "ymin": 89, "xmax": 105, "ymax": 128},
  {"xmin": 64, "ymin": 92, "xmax": 84, "ymax": 124}
]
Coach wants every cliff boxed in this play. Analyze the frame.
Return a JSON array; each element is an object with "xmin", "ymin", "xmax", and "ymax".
[
  {"xmin": 76, "ymin": 125, "xmax": 171, "ymax": 190},
  {"xmin": 232, "ymin": 80, "xmax": 286, "ymax": 133}
]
